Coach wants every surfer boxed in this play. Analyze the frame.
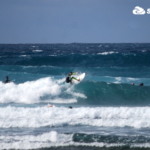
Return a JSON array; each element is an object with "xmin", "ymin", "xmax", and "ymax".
[
  {"xmin": 66, "ymin": 72, "xmax": 80, "ymax": 84},
  {"xmin": 69, "ymin": 106, "xmax": 73, "ymax": 109},
  {"xmin": 4, "ymin": 76, "xmax": 10, "ymax": 84},
  {"xmin": 139, "ymin": 83, "xmax": 144, "ymax": 86}
]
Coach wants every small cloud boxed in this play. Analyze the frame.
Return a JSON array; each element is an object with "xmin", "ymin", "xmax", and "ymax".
[{"xmin": 133, "ymin": 6, "xmax": 145, "ymax": 15}]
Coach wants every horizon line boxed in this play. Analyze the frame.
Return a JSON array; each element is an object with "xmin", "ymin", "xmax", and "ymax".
[{"xmin": 0, "ymin": 42, "xmax": 150, "ymax": 45}]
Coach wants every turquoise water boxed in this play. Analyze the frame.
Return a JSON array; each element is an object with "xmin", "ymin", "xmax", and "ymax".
[{"xmin": 0, "ymin": 43, "xmax": 150, "ymax": 149}]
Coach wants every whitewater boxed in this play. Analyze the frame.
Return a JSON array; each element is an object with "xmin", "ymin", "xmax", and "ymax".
[{"xmin": 1, "ymin": 43, "xmax": 150, "ymax": 150}]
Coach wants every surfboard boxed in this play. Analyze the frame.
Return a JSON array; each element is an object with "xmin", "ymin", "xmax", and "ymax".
[{"xmin": 72, "ymin": 73, "xmax": 86, "ymax": 84}]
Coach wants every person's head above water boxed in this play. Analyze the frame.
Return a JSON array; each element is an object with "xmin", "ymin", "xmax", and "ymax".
[
  {"xmin": 139, "ymin": 83, "xmax": 144, "ymax": 86},
  {"xmin": 4, "ymin": 76, "xmax": 10, "ymax": 83},
  {"xmin": 69, "ymin": 106, "xmax": 72, "ymax": 109},
  {"xmin": 69, "ymin": 72, "xmax": 73, "ymax": 76}
]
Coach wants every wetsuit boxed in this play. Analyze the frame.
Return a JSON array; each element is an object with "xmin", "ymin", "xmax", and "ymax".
[
  {"xmin": 4, "ymin": 77, "xmax": 10, "ymax": 84},
  {"xmin": 66, "ymin": 73, "xmax": 78, "ymax": 83},
  {"xmin": 4, "ymin": 79, "xmax": 10, "ymax": 83}
]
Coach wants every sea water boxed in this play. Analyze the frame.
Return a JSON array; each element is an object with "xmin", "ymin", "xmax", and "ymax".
[{"xmin": 0, "ymin": 43, "xmax": 150, "ymax": 149}]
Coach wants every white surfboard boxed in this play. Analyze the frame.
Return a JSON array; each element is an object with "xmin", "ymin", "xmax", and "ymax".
[{"xmin": 72, "ymin": 73, "xmax": 86, "ymax": 84}]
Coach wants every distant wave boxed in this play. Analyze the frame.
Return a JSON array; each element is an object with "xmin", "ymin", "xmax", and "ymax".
[
  {"xmin": 1, "ymin": 48, "xmax": 150, "ymax": 67},
  {"xmin": 32, "ymin": 50, "xmax": 43, "ymax": 52},
  {"xmin": 97, "ymin": 51, "xmax": 118, "ymax": 55}
]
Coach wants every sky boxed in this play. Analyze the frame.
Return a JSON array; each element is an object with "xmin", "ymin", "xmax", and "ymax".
[{"xmin": 0, "ymin": 0, "xmax": 150, "ymax": 43}]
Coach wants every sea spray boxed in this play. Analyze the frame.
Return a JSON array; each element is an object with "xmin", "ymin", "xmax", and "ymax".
[{"xmin": 1, "ymin": 106, "xmax": 150, "ymax": 128}]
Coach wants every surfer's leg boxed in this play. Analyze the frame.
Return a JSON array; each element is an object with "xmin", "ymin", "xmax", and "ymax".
[{"xmin": 70, "ymin": 80, "xmax": 73, "ymax": 84}]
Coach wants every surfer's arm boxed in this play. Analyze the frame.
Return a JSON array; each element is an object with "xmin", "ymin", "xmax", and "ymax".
[
  {"xmin": 71, "ymin": 77, "xmax": 80, "ymax": 81},
  {"xmin": 72, "ymin": 72, "xmax": 78, "ymax": 75}
]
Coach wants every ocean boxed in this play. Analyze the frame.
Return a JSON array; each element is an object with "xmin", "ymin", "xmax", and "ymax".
[{"xmin": 0, "ymin": 43, "xmax": 150, "ymax": 150}]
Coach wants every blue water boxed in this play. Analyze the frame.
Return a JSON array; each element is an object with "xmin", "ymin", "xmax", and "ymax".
[{"xmin": 1, "ymin": 43, "xmax": 150, "ymax": 149}]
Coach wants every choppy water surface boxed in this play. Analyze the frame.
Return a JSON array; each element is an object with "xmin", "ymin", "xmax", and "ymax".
[{"xmin": 0, "ymin": 43, "xmax": 150, "ymax": 149}]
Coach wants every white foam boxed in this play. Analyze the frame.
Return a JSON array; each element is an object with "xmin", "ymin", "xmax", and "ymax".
[
  {"xmin": 32, "ymin": 50, "xmax": 43, "ymax": 52},
  {"xmin": 0, "ymin": 78, "xmax": 60, "ymax": 104},
  {"xmin": 1, "ymin": 131, "xmax": 150, "ymax": 149},
  {"xmin": 0, "ymin": 77, "xmax": 85, "ymax": 104},
  {"xmin": 97, "ymin": 51, "xmax": 118, "ymax": 55},
  {"xmin": 0, "ymin": 131, "xmax": 73, "ymax": 149},
  {"xmin": 49, "ymin": 55, "xmax": 57, "ymax": 56},
  {"xmin": 1, "ymin": 106, "xmax": 150, "ymax": 128},
  {"xmin": 19, "ymin": 55, "xmax": 27, "ymax": 57},
  {"xmin": 113, "ymin": 76, "xmax": 146, "ymax": 84},
  {"xmin": 100, "ymin": 76, "xmax": 144, "ymax": 85},
  {"xmin": 66, "ymin": 87, "xmax": 87, "ymax": 99}
]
